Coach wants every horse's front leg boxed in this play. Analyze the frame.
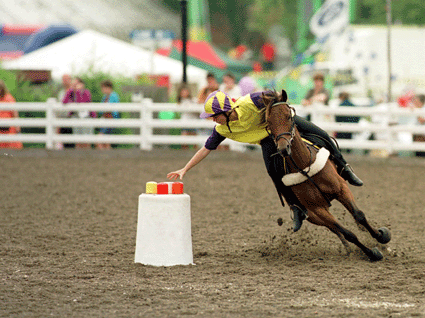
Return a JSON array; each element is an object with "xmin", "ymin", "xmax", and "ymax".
[{"xmin": 336, "ymin": 183, "xmax": 391, "ymax": 244}]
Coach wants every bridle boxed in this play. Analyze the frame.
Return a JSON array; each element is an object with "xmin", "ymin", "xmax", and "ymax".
[{"xmin": 268, "ymin": 102, "xmax": 296, "ymax": 152}]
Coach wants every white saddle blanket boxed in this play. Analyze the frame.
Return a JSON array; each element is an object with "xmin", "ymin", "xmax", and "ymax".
[{"xmin": 282, "ymin": 147, "xmax": 330, "ymax": 186}]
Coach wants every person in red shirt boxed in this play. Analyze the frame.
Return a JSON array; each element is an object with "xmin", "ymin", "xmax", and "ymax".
[
  {"xmin": 260, "ymin": 41, "xmax": 276, "ymax": 71},
  {"xmin": 0, "ymin": 80, "xmax": 22, "ymax": 149}
]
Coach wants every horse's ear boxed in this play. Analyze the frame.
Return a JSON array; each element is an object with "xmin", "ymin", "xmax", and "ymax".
[{"xmin": 281, "ymin": 89, "xmax": 288, "ymax": 102}]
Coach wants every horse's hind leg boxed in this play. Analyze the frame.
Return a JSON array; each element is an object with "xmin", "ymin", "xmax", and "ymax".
[
  {"xmin": 336, "ymin": 183, "xmax": 391, "ymax": 244},
  {"xmin": 310, "ymin": 209, "xmax": 383, "ymax": 261}
]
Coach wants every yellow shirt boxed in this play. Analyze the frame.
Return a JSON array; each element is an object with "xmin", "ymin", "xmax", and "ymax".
[{"xmin": 215, "ymin": 94, "xmax": 269, "ymax": 144}]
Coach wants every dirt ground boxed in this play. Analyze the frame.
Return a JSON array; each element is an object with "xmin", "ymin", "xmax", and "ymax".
[{"xmin": 1, "ymin": 149, "xmax": 424, "ymax": 317}]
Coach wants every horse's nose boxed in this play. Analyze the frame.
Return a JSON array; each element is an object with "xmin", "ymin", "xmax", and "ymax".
[{"xmin": 279, "ymin": 146, "xmax": 291, "ymax": 157}]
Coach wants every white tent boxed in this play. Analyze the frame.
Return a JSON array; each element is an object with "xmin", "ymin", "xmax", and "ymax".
[{"xmin": 2, "ymin": 30, "xmax": 207, "ymax": 85}]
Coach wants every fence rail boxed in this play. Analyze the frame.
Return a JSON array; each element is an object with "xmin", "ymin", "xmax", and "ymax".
[{"xmin": 0, "ymin": 99, "xmax": 425, "ymax": 152}]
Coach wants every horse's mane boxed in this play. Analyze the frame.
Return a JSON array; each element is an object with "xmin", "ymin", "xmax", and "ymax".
[{"xmin": 260, "ymin": 90, "xmax": 285, "ymax": 125}]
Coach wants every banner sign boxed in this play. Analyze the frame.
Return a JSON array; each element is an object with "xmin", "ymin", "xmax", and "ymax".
[{"xmin": 309, "ymin": 0, "xmax": 349, "ymax": 39}]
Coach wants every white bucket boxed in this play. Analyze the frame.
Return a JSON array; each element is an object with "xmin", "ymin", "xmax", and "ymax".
[{"xmin": 135, "ymin": 193, "xmax": 193, "ymax": 266}]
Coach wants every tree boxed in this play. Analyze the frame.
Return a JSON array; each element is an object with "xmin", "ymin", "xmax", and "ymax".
[{"xmin": 356, "ymin": 0, "xmax": 425, "ymax": 25}]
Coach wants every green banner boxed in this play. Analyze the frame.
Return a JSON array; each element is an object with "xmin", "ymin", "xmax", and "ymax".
[{"xmin": 188, "ymin": 0, "xmax": 212, "ymax": 42}]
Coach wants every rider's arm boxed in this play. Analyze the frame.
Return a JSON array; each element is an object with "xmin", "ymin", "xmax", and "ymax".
[
  {"xmin": 184, "ymin": 146, "xmax": 211, "ymax": 172},
  {"xmin": 167, "ymin": 146, "xmax": 211, "ymax": 180},
  {"xmin": 167, "ymin": 128, "xmax": 227, "ymax": 180}
]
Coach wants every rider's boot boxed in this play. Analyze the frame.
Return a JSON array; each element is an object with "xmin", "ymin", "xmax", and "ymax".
[
  {"xmin": 332, "ymin": 157, "xmax": 363, "ymax": 186},
  {"xmin": 282, "ymin": 188, "xmax": 309, "ymax": 232},
  {"xmin": 329, "ymin": 147, "xmax": 364, "ymax": 186},
  {"xmin": 291, "ymin": 204, "xmax": 308, "ymax": 232},
  {"xmin": 339, "ymin": 163, "xmax": 363, "ymax": 186}
]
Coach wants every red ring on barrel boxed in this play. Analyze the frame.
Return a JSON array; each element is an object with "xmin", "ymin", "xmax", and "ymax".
[
  {"xmin": 157, "ymin": 183, "xmax": 169, "ymax": 194},
  {"xmin": 172, "ymin": 182, "xmax": 184, "ymax": 194}
]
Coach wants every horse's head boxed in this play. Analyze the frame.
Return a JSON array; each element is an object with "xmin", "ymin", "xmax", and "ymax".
[{"xmin": 262, "ymin": 90, "xmax": 296, "ymax": 157}]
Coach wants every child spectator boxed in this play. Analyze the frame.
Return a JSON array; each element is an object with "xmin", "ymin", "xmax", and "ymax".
[
  {"xmin": 0, "ymin": 80, "xmax": 22, "ymax": 149},
  {"xmin": 97, "ymin": 80, "xmax": 120, "ymax": 150},
  {"xmin": 62, "ymin": 77, "xmax": 94, "ymax": 149},
  {"xmin": 301, "ymin": 73, "xmax": 330, "ymax": 121},
  {"xmin": 197, "ymin": 72, "xmax": 219, "ymax": 104},
  {"xmin": 219, "ymin": 72, "xmax": 242, "ymax": 98},
  {"xmin": 302, "ymin": 73, "xmax": 330, "ymax": 106}
]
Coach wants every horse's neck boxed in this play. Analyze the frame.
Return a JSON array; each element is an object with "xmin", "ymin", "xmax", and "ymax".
[{"xmin": 289, "ymin": 129, "xmax": 316, "ymax": 170}]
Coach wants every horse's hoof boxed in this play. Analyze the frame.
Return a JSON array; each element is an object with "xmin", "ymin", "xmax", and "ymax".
[
  {"xmin": 368, "ymin": 247, "xmax": 383, "ymax": 262},
  {"xmin": 377, "ymin": 227, "xmax": 391, "ymax": 244}
]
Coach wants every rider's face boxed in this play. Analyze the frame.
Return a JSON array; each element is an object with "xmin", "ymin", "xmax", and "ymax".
[{"xmin": 211, "ymin": 113, "xmax": 227, "ymax": 125}]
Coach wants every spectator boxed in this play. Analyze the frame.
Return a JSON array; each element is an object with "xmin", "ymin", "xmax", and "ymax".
[
  {"xmin": 335, "ymin": 92, "xmax": 360, "ymax": 153},
  {"xmin": 62, "ymin": 77, "xmax": 94, "ymax": 149},
  {"xmin": 260, "ymin": 41, "xmax": 276, "ymax": 71},
  {"xmin": 0, "ymin": 80, "xmax": 22, "ymax": 149},
  {"xmin": 178, "ymin": 84, "xmax": 198, "ymax": 149},
  {"xmin": 58, "ymin": 74, "xmax": 72, "ymax": 101},
  {"xmin": 197, "ymin": 72, "xmax": 219, "ymax": 104},
  {"xmin": 219, "ymin": 72, "xmax": 242, "ymax": 98},
  {"xmin": 302, "ymin": 73, "xmax": 330, "ymax": 106},
  {"xmin": 301, "ymin": 73, "xmax": 330, "ymax": 121},
  {"xmin": 97, "ymin": 80, "xmax": 120, "ymax": 150},
  {"xmin": 238, "ymin": 75, "xmax": 259, "ymax": 96},
  {"xmin": 411, "ymin": 94, "xmax": 425, "ymax": 157}
]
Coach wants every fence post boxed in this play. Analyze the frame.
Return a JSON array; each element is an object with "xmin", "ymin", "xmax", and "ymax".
[
  {"xmin": 45, "ymin": 98, "xmax": 56, "ymax": 150},
  {"xmin": 141, "ymin": 98, "xmax": 153, "ymax": 151},
  {"xmin": 387, "ymin": 102, "xmax": 398, "ymax": 155}
]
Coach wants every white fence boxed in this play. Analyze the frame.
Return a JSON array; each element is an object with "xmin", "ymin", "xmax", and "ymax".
[{"xmin": 1, "ymin": 99, "xmax": 425, "ymax": 153}]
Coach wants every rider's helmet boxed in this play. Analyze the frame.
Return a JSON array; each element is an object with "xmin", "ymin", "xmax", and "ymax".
[{"xmin": 199, "ymin": 90, "xmax": 235, "ymax": 119}]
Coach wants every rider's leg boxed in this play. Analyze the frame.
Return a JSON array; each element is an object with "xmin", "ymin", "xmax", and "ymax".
[
  {"xmin": 261, "ymin": 136, "xmax": 308, "ymax": 232},
  {"xmin": 294, "ymin": 115, "xmax": 363, "ymax": 186}
]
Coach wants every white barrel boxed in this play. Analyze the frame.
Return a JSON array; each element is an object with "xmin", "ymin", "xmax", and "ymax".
[{"xmin": 135, "ymin": 193, "xmax": 193, "ymax": 266}]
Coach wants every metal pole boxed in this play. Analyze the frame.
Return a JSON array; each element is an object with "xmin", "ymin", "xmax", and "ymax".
[
  {"xmin": 181, "ymin": 0, "xmax": 188, "ymax": 84},
  {"xmin": 386, "ymin": 0, "xmax": 392, "ymax": 102}
]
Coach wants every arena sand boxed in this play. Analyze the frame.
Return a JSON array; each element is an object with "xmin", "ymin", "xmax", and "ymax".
[{"xmin": 1, "ymin": 149, "xmax": 424, "ymax": 317}]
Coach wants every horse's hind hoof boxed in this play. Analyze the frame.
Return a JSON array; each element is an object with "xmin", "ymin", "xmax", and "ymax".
[
  {"xmin": 368, "ymin": 247, "xmax": 383, "ymax": 262},
  {"xmin": 377, "ymin": 227, "xmax": 391, "ymax": 244}
]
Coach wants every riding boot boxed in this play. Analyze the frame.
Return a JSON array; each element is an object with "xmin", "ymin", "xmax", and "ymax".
[
  {"xmin": 340, "ymin": 164, "xmax": 363, "ymax": 186},
  {"xmin": 291, "ymin": 205, "xmax": 307, "ymax": 232},
  {"xmin": 329, "ymin": 148, "xmax": 364, "ymax": 186},
  {"xmin": 281, "ymin": 187, "xmax": 309, "ymax": 232}
]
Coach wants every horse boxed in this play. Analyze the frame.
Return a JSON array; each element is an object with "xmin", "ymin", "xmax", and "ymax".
[{"xmin": 263, "ymin": 90, "xmax": 391, "ymax": 261}]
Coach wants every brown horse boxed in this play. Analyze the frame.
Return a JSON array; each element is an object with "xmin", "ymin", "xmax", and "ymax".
[{"xmin": 263, "ymin": 90, "xmax": 391, "ymax": 261}]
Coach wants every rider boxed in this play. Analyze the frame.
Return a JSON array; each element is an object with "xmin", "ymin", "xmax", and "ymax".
[{"xmin": 167, "ymin": 90, "xmax": 363, "ymax": 232}]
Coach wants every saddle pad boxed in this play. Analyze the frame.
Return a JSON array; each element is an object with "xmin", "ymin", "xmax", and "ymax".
[{"xmin": 282, "ymin": 147, "xmax": 330, "ymax": 186}]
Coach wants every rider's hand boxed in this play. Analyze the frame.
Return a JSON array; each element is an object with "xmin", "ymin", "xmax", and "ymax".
[{"xmin": 167, "ymin": 168, "xmax": 186, "ymax": 180}]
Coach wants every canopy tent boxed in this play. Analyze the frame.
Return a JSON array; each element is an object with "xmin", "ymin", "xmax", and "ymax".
[
  {"xmin": 2, "ymin": 30, "xmax": 208, "ymax": 85},
  {"xmin": 158, "ymin": 40, "xmax": 252, "ymax": 80}
]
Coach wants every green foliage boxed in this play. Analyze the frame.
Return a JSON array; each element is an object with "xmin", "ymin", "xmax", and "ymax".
[
  {"xmin": 356, "ymin": 0, "xmax": 425, "ymax": 25},
  {"xmin": 0, "ymin": 67, "xmax": 59, "ymax": 102},
  {"xmin": 247, "ymin": 0, "xmax": 297, "ymax": 43},
  {"xmin": 13, "ymin": 80, "xmax": 60, "ymax": 102}
]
